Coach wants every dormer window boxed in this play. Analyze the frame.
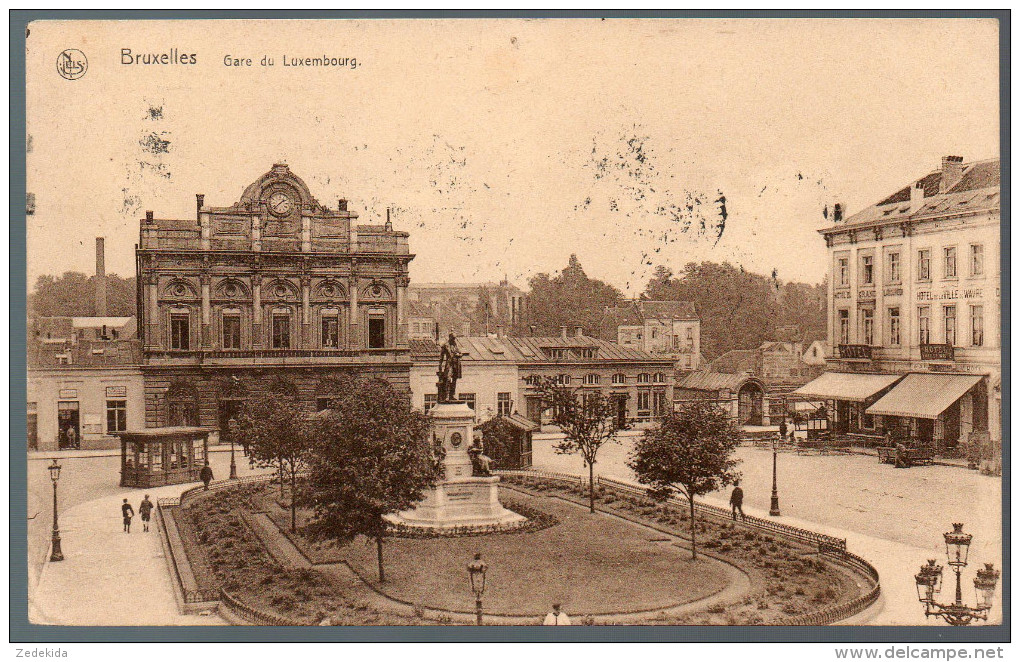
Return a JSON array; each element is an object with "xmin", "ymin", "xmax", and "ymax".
[
  {"xmin": 574, "ymin": 348, "xmax": 598, "ymax": 359},
  {"xmin": 545, "ymin": 348, "xmax": 568, "ymax": 359}
]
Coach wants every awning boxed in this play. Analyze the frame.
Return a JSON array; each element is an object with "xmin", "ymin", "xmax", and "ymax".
[
  {"xmin": 792, "ymin": 372, "xmax": 902, "ymax": 402},
  {"xmin": 866, "ymin": 373, "xmax": 983, "ymax": 419}
]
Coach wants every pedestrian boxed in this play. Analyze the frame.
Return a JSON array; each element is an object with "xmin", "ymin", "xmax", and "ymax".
[
  {"xmin": 729, "ymin": 480, "xmax": 745, "ymax": 521},
  {"xmin": 139, "ymin": 494, "xmax": 154, "ymax": 532},
  {"xmin": 200, "ymin": 461, "xmax": 214, "ymax": 490},
  {"xmin": 895, "ymin": 441, "xmax": 911, "ymax": 469},
  {"xmin": 778, "ymin": 418, "xmax": 788, "ymax": 443},
  {"xmin": 65, "ymin": 426, "xmax": 77, "ymax": 450},
  {"xmin": 543, "ymin": 603, "xmax": 571, "ymax": 625},
  {"xmin": 121, "ymin": 498, "xmax": 135, "ymax": 533}
]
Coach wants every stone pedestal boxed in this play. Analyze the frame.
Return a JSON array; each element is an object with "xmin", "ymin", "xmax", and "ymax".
[{"xmin": 388, "ymin": 402, "xmax": 524, "ymax": 530}]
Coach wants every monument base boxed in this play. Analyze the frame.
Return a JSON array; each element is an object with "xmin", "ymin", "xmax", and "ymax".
[{"xmin": 386, "ymin": 475, "xmax": 525, "ymax": 530}]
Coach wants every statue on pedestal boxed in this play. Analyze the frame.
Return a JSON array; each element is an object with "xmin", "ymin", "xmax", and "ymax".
[
  {"xmin": 437, "ymin": 332, "xmax": 463, "ymax": 403},
  {"xmin": 468, "ymin": 432, "xmax": 493, "ymax": 476}
]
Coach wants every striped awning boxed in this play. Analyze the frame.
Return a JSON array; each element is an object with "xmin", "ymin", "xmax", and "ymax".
[
  {"xmin": 791, "ymin": 372, "xmax": 902, "ymax": 402},
  {"xmin": 866, "ymin": 373, "xmax": 984, "ymax": 420}
]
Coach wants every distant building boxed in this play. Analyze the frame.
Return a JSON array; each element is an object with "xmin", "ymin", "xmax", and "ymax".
[
  {"xmin": 674, "ymin": 370, "xmax": 770, "ymax": 426},
  {"xmin": 408, "ymin": 280, "xmax": 525, "ymax": 335},
  {"xmin": 798, "ymin": 155, "xmax": 1000, "ymax": 452},
  {"xmin": 406, "ymin": 299, "xmax": 472, "ymax": 341},
  {"xmin": 601, "ymin": 300, "xmax": 701, "ymax": 370},
  {"xmin": 409, "ymin": 329, "xmax": 675, "ymax": 429},
  {"xmin": 28, "ymin": 335, "xmax": 144, "ymax": 451}
]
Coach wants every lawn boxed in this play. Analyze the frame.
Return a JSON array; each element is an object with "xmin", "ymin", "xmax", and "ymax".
[{"xmin": 329, "ymin": 490, "xmax": 734, "ymax": 616}]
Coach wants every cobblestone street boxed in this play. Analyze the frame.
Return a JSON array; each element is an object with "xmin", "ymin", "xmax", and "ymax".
[{"xmin": 532, "ymin": 433, "xmax": 1003, "ymax": 625}]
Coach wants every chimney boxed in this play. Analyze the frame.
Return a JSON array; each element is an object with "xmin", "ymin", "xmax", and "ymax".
[
  {"xmin": 496, "ymin": 324, "xmax": 505, "ymax": 339},
  {"xmin": 145, "ymin": 210, "xmax": 154, "ymax": 222},
  {"xmin": 560, "ymin": 325, "xmax": 568, "ymax": 339},
  {"xmin": 910, "ymin": 181, "xmax": 926, "ymax": 212},
  {"xmin": 95, "ymin": 237, "xmax": 107, "ymax": 317},
  {"xmin": 338, "ymin": 198, "xmax": 348, "ymax": 212},
  {"xmin": 196, "ymin": 193, "xmax": 205, "ymax": 219},
  {"xmin": 385, "ymin": 208, "xmax": 393, "ymax": 231},
  {"xmin": 575, "ymin": 326, "xmax": 584, "ymax": 337},
  {"xmin": 940, "ymin": 155, "xmax": 965, "ymax": 193},
  {"xmin": 833, "ymin": 202, "xmax": 844, "ymax": 223}
]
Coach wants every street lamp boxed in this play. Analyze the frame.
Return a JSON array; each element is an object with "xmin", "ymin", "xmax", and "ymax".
[
  {"xmin": 913, "ymin": 523, "xmax": 999, "ymax": 626},
  {"xmin": 48, "ymin": 459, "xmax": 63, "ymax": 562},
  {"xmin": 769, "ymin": 435, "xmax": 781, "ymax": 517},
  {"xmin": 467, "ymin": 552, "xmax": 488, "ymax": 625},
  {"xmin": 227, "ymin": 418, "xmax": 239, "ymax": 479}
]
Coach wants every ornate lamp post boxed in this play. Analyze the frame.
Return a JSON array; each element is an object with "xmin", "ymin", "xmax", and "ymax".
[
  {"xmin": 913, "ymin": 523, "xmax": 999, "ymax": 625},
  {"xmin": 769, "ymin": 435, "xmax": 781, "ymax": 517},
  {"xmin": 467, "ymin": 552, "xmax": 488, "ymax": 625},
  {"xmin": 227, "ymin": 418, "xmax": 239, "ymax": 479},
  {"xmin": 48, "ymin": 459, "xmax": 64, "ymax": 562}
]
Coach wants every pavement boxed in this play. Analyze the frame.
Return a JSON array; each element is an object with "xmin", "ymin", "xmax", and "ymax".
[
  {"xmin": 26, "ymin": 450, "xmax": 271, "ymax": 626},
  {"xmin": 530, "ymin": 435, "xmax": 1003, "ymax": 626}
]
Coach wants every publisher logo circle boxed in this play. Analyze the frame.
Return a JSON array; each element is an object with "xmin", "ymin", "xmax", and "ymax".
[{"xmin": 57, "ymin": 49, "xmax": 88, "ymax": 80}]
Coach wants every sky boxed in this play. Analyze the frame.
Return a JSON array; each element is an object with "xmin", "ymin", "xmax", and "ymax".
[{"xmin": 25, "ymin": 18, "xmax": 1000, "ymax": 294}]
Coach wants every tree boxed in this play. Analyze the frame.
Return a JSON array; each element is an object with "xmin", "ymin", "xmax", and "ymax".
[
  {"xmin": 524, "ymin": 255, "xmax": 623, "ymax": 336},
  {"xmin": 628, "ymin": 401, "xmax": 742, "ymax": 559},
  {"xmin": 235, "ymin": 389, "xmax": 311, "ymax": 532},
  {"xmin": 534, "ymin": 377, "xmax": 619, "ymax": 513},
  {"xmin": 301, "ymin": 376, "xmax": 439, "ymax": 582},
  {"xmin": 30, "ymin": 271, "xmax": 137, "ymax": 317}
]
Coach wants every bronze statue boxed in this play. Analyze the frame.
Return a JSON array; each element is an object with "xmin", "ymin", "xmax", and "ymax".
[
  {"xmin": 468, "ymin": 432, "xmax": 493, "ymax": 476},
  {"xmin": 437, "ymin": 332, "xmax": 463, "ymax": 403}
]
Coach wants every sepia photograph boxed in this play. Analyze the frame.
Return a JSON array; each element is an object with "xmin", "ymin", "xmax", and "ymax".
[{"xmin": 14, "ymin": 12, "xmax": 1006, "ymax": 646}]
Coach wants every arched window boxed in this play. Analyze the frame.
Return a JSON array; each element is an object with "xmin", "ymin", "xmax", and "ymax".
[
  {"xmin": 654, "ymin": 372, "xmax": 667, "ymax": 383},
  {"xmin": 612, "ymin": 373, "xmax": 627, "ymax": 385},
  {"xmin": 583, "ymin": 373, "xmax": 600, "ymax": 385},
  {"xmin": 637, "ymin": 373, "xmax": 651, "ymax": 384}
]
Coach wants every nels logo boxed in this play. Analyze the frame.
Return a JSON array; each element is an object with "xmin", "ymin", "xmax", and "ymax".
[{"xmin": 56, "ymin": 49, "xmax": 87, "ymax": 80}]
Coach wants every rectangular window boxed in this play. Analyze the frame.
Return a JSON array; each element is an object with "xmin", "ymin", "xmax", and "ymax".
[
  {"xmin": 612, "ymin": 373, "xmax": 626, "ymax": 385},
  {"xmin": 460, "ymin": 393, "xmax": 476, "ymax": 410},
  {"xmin": 106, "ymin": 400, "xmax": 127, "ymax": 434},
  {"xmin": 860, "ymin": 308, "xmax": 874, "ymax": 346},
  {"xmin": 970, "ymin": 244, "xmax": 984, "ymax": 276},
  {"xmin": 944, "ymin": 246, "xmax": 957, "ymax": 278},
  {"xmin": 887, "ymin": 252, "xmax": 901, "ymax": 284},
  {"xmin": 316, "ymin": 397, "xmax": 333, "ymax": 411},
  {"xmin": 368, "ymin": 314, "xmax": 385, "ymax": 349},
  {"xmin": 837, "ymin": 257, "xmax": 850, "ymax": 287},
  {"xmin": 838, "ymin": 310, "xmax": 850, "ymax": 345},
  {"xmin": 888, "ymin": 307, "xmax": 901, "ymax": 346},
  {"xmin": 943, "ymin": 305, "xmax": 956, "ymax": 346},
  {"xmin": 637, "ymin": 390, "xmax": 651, "ymax": 413},
  {"xmin": 918, "ymin": 306, "xmax": 931, "ymax": 344},
  {"xmin": 653, "ymin": 390, "xmax": 668, "ymax": 417},
  {"xmin": 272, "ymin": 313, "xmax": 291, "ymax": 349},
  {"xmin": 556, "ymin": 374, "xmax": 571, "ymax": 386},
  {"xmin": 918, "ymin": 249, "xmax": 931, "ymax": 281},
  {"xmin": 424, "ymin": 394, "xmax": 437, "ymax": 414},
  {"xmin": 222, "ymin": 313, "xmax": 241, "ymax": 350},
  {"xmin": 170, "ymin": 313, "xmax": 190, "ymax": 350},
  {"xmin": 321, "ymin": 314, "xmax": 340, "ymax": 348},
  {"xmin": 970, "ymin": 305, "xmax": 984, "ymax": 346},
  {"xmin": 861, "ymin": 255, "xmax": 874, "ymax": 285},
  {"xmin": 497, "ymin": 392, "xmax": 512, "ymax": 416}
]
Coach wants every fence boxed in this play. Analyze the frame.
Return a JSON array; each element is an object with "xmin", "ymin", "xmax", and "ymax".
[
  {"xmin": 497, "ymin": 468, "xmax": 880, "ymax": 625},
  {"xmin": 219, "ymin": 588, "xmax": 310, "ymax": 626}
]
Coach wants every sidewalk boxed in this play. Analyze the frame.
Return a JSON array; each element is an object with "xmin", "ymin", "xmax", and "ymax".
[{"xmin": 30, "ymin": 482, "xmax": 225, "ymax": 626}]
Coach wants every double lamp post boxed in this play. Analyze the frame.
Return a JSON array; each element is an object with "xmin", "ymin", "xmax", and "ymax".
[
  {"xmin": 467, "ymin": 552, "xmax": 488, "ymax": 625},
  {"xmin": 48, "ymin": 458, "xmax": 63, "ymax": 562}
]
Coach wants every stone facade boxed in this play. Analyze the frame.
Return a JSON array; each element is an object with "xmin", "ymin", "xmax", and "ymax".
[
  {"xmin": 818, "ymin": 156, "xmax": 1000, "ymax": 448},
  {"xmin": 136, "ymin": 163, "xmax": 414, "ymax": 429}
]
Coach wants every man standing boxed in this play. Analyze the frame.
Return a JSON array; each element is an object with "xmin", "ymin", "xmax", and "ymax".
[
  {"xmin": 778, "ymin": 417, "xmax": 788, "ymax": 443},
  {"xmin": 200, "ymin": 461, "xmax": 214, "ymax": 490},
  {"xmin": 543, "ymin": 603, "xmax": 571, "ymax": 625},
  {"xmin": 138, "ymin": 494, "xmax": 154, "ymax": 532},
  {"xmin": 729, "ymin": 480, "xmax": 745, "ymax": 521},
  {"xmin": 437, "ymin": 332, "xmax": 463, "ymax": 402},
  {"xmin": 121, "ymin": 498, "xmax": 135, "ymax": 533}
]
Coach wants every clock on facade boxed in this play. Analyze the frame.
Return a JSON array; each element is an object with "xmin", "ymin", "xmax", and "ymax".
[{"xmin": 268, "ymin": 191, "xmax": 293, "ymax": 217}]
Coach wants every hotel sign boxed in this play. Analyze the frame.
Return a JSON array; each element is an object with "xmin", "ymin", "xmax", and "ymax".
[
  {"xmin": 858, "ymin": 289, "xmax": 876, "ymax": 301},
  {"xmin": 917, "ymin": 290, "xmax": 958, "ymax": 302}
]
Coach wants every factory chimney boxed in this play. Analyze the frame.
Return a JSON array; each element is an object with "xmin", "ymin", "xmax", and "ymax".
[{"xmin": 95, "ymin": 237, "xmax": 107, "ymax": 317}]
